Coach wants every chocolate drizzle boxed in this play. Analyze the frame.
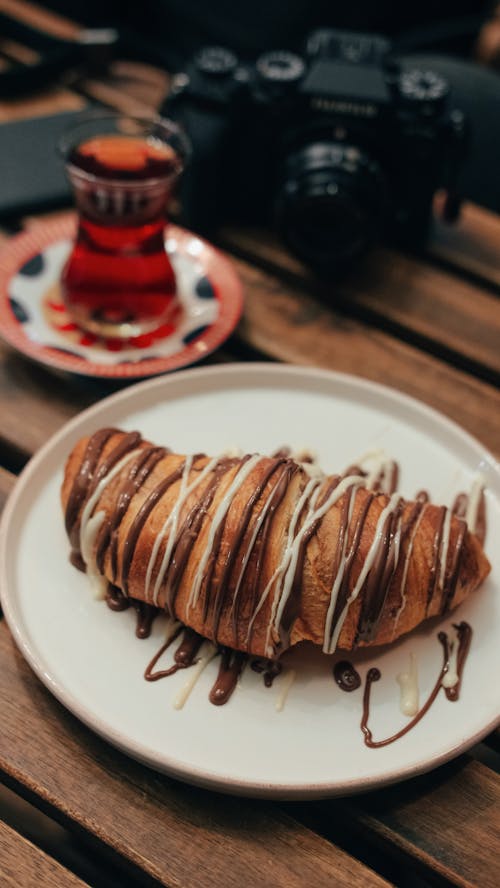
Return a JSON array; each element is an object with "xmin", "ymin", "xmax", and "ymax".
[
  {"xmin": 106, "ymin": 584, "xmax": 129, "ymax": 612},
  {"xmin": 356, "ymin": 497, "xmax": 404, "ymax": 643},
  {"xmin": 240, "ymin": 462, "xmax": 297, "ymax": 651},
  {"xmin": 145, "ymin": 627, "xmax": 203, "ymax": 680},
  {"xmin": 442, "ymin": 621, "xmax": 472, "ymax": 701},
  {"xmin": 121, "ymin": 461, "xmax": 187, "ymax": 596},
  {"xmin": 324, "ymin": 491, "xmax": 374, "ymax": 652},
  {"xmin": 206, "ymin": 458, "xmax": 288, "ymax": 641},
  {"xmin": 209, "ymin": 649, "xmax": 246, "ymax": 705},
  {"xmin": 251, "ymin": 657, "xmax": 283, "ymax": 687},
  {"xmin": 105, "ymin": 584, "xmax": 158, "ymax": 637},
  {"xmin": 134, "ymin": 602, "xmax": 158, "ymax": 639},
  {"xmin": 65, "ymin": 428, "xmax": 117, "ymax": 546},
  {"xmin": 425, "ymin": 506, "xmax": 447, "ymax": 614},
  {"xmin": 70, "ymin": 550, "xmax": 86, "ymax": 572},
  {"xmin": 66, "ymin": 430, "xmax": 486, "ymax": 691},
  {"xmin": 334, "ymin": 660, "xmax": 361, "ymax": 692},
  {"xmin": 163, "ymin": 459, "xmax": 235, "ymax": 616},
  {"xmin": 144, "ymin": 626, "xmax": 249, "ymax": 706},
  {"xmin": 96, "ymin": 445, "xmax": 167, "ymax": 579},
  {"xmin": 361, "ymin": 622, "xmax": 472, "ymax": 748}
]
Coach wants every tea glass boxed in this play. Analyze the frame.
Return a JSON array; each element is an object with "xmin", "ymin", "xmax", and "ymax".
[{"xmin": 59, "ymin": 111, "xmax": 190, "ymax": 340}]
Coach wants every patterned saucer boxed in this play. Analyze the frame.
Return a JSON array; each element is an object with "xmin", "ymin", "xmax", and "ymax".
[{"xmin": 0, "ymin": 217, "xmax": 243, "ymax": 379}]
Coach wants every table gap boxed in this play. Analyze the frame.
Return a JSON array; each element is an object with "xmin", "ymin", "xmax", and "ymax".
[
  {"xmin": 423, "ymin": 249, "xmax": 500, "ymax": 301},
  {"xmin": 0, "ymin": 782, "xmax": 138, "ymax": 888},
  {"xmin": 215, "ymin": 235, "xmax": 500, "ymax": 388},
  {"xmin": 0, "ymin": 771, "xmax": 162, "ymax": 888},
  {"xmin": 284, "ymin": 800, "xmax": 434, "ymax": 888}
]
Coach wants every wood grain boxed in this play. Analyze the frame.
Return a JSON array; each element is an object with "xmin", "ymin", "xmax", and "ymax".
[
  {"xmin": 0, "ymin": 248, "xmax": 499, "ymax": 461},
  {"xmin": 298, "ymin": 758, "xmax": 500, "ymax": 888},
  {"xmin": 350, "ymin": 759, "xmax": 500, "ymax": 888},
  {"xmin": 220, "ymin": 228, "xmax": 500, "ymax": 383},
  {"xmin": 431, "ymin": 198, "xmax": 500, "ymax": 289},
  {"xmin": 0, "ymin": 626, "xmax": 389, "ymax": 888},
  {"xmin": 0, "ymin": 87, "xmax": 84, "ymax": 123},
  {"xmin": 78, "ymin": 62, "xmax": 170, "ymax": 117},
  {"xmin": 0, "ymin": 343, "xmax": 107, "ymax": 463},
  {"xmin": 0, "ymin": 0, "xmax": 81, "ymax": 40},
  {"xmin": 232, "ymin": 254, "xmax": 500, "ymax": 456},
  {"xmin": 0, "ymin": 819, "xmax": 88, "ymax": 887}
]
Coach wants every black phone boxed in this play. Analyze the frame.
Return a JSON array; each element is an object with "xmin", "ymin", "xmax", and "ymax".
[{"xmin": 0, "ymin": 109, "xmax": 92, "ymax": 219}]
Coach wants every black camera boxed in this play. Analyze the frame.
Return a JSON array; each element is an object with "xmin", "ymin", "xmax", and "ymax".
[{"xmin": 163, "ymin": 29, "xmax": 466, "ymax": 272}]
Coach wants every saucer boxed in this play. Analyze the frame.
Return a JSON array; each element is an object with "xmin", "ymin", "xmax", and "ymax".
[{"xmin": 0, "ymin": 217, "xmax": 243, "ymax": 378}]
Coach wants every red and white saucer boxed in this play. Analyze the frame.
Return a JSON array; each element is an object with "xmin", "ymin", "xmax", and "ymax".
[{"xmin": 0, "ymin": 217, "xmax": 243, "ymax": 378}]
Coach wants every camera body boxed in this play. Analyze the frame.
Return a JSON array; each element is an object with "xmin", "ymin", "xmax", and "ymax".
[{"xmin": 163, "ymin": 29, "xmax": 466, "ymax": 271}]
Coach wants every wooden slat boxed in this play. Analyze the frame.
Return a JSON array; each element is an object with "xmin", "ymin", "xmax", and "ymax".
[
  {"xmin": 232, "ymin": 254, "xmax": 500, "ymax": 457},
  {"xmin": 295, "ymin": 758, "xmax": 500, "ymax": 888},
  {"xmin": 431, "ymin": 198, "xmax": 500, "ymax": 290},
  {"xmin": 220, "ymin": 228, "xmax": 500, "ymax": 384},
  {"xmin": 0, "ymin": 0, "xmax": 81, "ymax": 40},
  {"xmin": 0, "ymin": 819, "xmax": 89, "ymax": 887},
  {"xmin": 78, "ymin": 62, "xmax": 170, "ymax": 117},
  {"xmin": 349, "ymin": 759, "xmax": 500, "ymax": 888},
  {"xmin": 0, "ymin": 626, "xmax": 388, "ymax": 888},
  {"xmin": 0, "ymin": 343, "xmax": 106, "ymax": 463},
  {"xmin": 0, "ymin": 249, "xmax": 499, "ymax": 462},
  {"xmin": 338, "ymin": 249, "xmax": 500, "ymax": 381},
  {"xmin": 0, "ymin": 86, "xmax": 84, "ymax": 123},
  {"xmin": 0, "ymin": 19, "xmax": 86, "ymax": 122}
]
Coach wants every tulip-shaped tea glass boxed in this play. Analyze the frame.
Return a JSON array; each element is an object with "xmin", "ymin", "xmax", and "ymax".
[{"xmin": 59, "ymin": 112, "xmax": 190, "ymax": 340}]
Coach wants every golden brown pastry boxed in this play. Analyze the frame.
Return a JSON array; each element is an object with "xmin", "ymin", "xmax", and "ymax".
[{"xmin": 61, "ymin": 428, "xmax": 490, "ymax": 659}]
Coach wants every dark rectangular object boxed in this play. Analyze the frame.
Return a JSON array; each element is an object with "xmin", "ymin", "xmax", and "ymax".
[
  {"xmin": 0, "ymin": 110, "xmax": 87, "ymax": 218},
  {"xmin": 300, "ymin": 60, "xmax": 390, "ymax": 105}
]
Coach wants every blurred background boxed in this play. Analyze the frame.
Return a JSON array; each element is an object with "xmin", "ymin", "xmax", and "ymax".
[{"xmin": 24, "ymin": 1, "xmax": 500, "ymax": 218}]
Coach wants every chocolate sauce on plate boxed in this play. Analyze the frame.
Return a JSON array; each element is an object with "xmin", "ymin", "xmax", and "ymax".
[
  {"xmin": 361, "ymin": 622, "xmax": 472, "ymax": 748},
  {"xmin": 333, "ymin": 660, "xmax": 361, "ymax": 692}
]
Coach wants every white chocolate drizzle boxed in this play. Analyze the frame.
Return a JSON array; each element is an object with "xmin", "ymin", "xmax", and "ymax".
[
  {"xmin": 465, "ymin": 474, "xmax": 485, "ymax": 534},
  {"xmin": 81, "ymin": 511, "xmax": 107, "ymax": 599},
  {"xmin": 188, "ymin": 454, "xmax": 263, "ymax": 612},
  {"xmin": 79, "ymin": 447, "xmax": 142, "ymax": 588},
  {"xmin": 357, "ymin": 449, "xmax": 397, "ymax": 494},
  {"xmin": 392, "ymin": 504, "xmax": 428, "ymax": 638},
  {"xmin": 229, "ymin": 467, "xmax": 289, "ymax": 618},
  {"xmin": 438, "ymin": 507, "xmax": 453, "ymax": 592},
  {"xmin": 328, "ymin": 491, "xmax": 402, "ymax": 653},
  {"xmin": 442, "ymin": 634, "xmax": 460, "ymax": 690},
  {"xmin": 146, "ymin": 454, "xmax": 221, "ymax": 606},
  {"xmin": 396, "ymin": 653, "xmax": 420, "ymax": 716},
  {"xmin": 275, "ymin": 668, "xmax": 296, "ymax": 712},
  {"xmin": 172, "ymin": 642, "xmax": 217, "ymax": 709},
  {"xmin": 247, "ymin": 475, "xmax": 324, "ymax": 651},
  {"xmin": 322, "ymin": 483, "xmax": 359, "ymax": 653},
  {"xmin": 147, "ymin": 454, "xmax": 194, "ymax": 603},
  {"xmin": 245, "ymin": 474, "xmax": 323, "ymax": 644}
]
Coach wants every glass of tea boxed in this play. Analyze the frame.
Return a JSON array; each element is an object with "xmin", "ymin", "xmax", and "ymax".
[{"xmin": 59, "ymin": 111, "xmax": 190, "ymax": 340}]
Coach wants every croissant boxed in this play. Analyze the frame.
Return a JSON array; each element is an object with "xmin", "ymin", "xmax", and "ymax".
[{"xmin": 61, "ymin": 428, "xmax": 490, "ymax": 659}]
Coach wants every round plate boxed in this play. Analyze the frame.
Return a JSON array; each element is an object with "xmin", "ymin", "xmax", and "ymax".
[
  {"xmin": 1, "ymin": 364, "xmax": 499, "ymax": 799},
  {"xmin": 0, "ymin": 217, "xmax": 243, "ymax": 378}
]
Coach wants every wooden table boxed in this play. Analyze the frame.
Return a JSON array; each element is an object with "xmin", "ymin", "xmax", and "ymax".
[{"xmin": 0, "ymin": 3, "xmax": 499, "ymax": 886}]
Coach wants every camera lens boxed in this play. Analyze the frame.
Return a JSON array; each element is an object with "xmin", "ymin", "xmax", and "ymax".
[{"xmin": 276, "ymin": 142, "xmax": 386, "ymax": 270}]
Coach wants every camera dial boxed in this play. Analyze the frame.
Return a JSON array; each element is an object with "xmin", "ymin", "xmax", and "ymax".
[
  {"xmin": 277, "ymin": 141, "xmax": 386, "ymax": 271},
  {"xmin": 256, "ymin": 51, "xmax": 305, "ymax": 84},
  {"xmin": 398, "ymin": 69, "xmax": 449, "ymax": 105},
  {"xmin": 195, "ymin": 47, "xmax": 238, "ymax": 77}
]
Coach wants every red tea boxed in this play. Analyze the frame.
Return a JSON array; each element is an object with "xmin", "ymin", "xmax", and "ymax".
[{"xmin": 62, "ymin": 134, "xmax": 182, "ymax": 339}]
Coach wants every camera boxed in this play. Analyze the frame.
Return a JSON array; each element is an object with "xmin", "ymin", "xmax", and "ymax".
[{"xmin": 163, "ymin": 29, "xmax": 466, "ymax": 272}]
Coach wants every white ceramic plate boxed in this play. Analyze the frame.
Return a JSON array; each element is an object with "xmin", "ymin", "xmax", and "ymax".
[{"xmin": 1, "ymin": 364, "xmax": 499, "ymax": 799}]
